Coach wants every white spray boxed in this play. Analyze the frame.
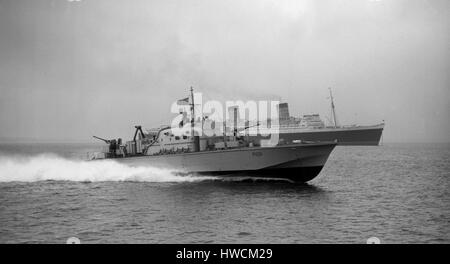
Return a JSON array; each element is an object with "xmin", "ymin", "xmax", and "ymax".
[{"xmin": 0, "ymin": 154, "xmax": 216, "ymax": 183}]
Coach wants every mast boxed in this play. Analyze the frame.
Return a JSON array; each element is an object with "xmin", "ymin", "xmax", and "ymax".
[
  {"xmin": 329, "ymin": 87, "xmax": 338, "ymax": 128},
  {"xmin": 190, "ymin": 86, "xmax": 195, "ymax": 138},
  {"xmin": 190, "ymin": 87, "xmax": 200, "ymax": 152}
]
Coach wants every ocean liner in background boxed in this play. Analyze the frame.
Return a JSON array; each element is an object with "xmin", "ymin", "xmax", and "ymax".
[{"xmin": 248, "ymin": 89, "xmax": 385, "ymax": 146}]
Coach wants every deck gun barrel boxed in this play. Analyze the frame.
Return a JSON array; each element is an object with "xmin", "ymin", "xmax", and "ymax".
[{"xmin": 93, "ymin": 136, "xmax": 111, "ymax": 144}]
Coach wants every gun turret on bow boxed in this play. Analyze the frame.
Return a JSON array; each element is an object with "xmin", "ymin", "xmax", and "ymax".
[{"xmin": 93, "ymin": 136, "xmax": 121, "ymax": 157}]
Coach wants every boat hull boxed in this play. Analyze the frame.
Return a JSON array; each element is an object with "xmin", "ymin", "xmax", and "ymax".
[
  {"xmin": 106, "ymin": 143, "xmax": 336, "ymax": 182},
  {"xmin": 196, "ymin": 166, "xmax": 324, "ymax": 183}
]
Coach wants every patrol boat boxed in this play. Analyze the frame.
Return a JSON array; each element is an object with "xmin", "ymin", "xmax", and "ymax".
[{"xmin": 91, "ymin": 89, "xmax": 336, "ymax": 183}]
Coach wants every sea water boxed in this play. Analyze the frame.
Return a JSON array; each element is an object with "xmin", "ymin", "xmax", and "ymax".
[{"xmin": 0, "ymin": 142, "xmax": 448, "ymax": 243}]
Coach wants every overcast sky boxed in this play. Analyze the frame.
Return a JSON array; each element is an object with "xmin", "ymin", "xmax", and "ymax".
[{"xmin": 0, "ymin": 0, "xmax": 449, "ymax": 143}]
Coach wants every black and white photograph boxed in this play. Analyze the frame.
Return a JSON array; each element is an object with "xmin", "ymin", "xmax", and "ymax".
[{"xmin": 0, "ymin": 0, "xmax": 449, "ymax": 248}]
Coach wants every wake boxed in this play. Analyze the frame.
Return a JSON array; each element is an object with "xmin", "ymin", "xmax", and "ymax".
[{"xmin": 0, "ymin": 154, "xmax": 216, "ymax": 183}]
